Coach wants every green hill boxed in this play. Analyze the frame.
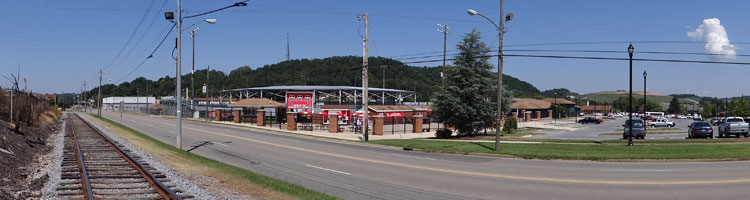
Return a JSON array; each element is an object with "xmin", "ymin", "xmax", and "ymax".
[
  {"xmin": 88, "ymin": 56, "xmax": 543, "ymax": 101},
  {"xmin": 584, "ymin": 91, "xmax": 697, "ymax": 105}
]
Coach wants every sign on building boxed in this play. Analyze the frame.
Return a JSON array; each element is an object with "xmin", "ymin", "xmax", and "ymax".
[
  {"xmin": 386, "ymin": 112, "xmax": 404, "ymax": 118},
  {"xmin": 286, "ymin": 92, "xmax": 314, "ymax": 109}
]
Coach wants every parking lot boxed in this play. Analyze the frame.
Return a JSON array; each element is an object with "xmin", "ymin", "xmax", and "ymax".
[{"xmin": 533, "ymin": 117, "xmax": 710, "ymax": 140}]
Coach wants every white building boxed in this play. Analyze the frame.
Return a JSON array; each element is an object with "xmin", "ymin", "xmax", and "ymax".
[{"xmin": 102, "ymin": 97, "xmax": 156, "ymax": 111}]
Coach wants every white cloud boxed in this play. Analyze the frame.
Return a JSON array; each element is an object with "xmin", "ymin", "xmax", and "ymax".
[{"xmin": 687, "ymin": 18, "xmax": 736, "ymax": 60}]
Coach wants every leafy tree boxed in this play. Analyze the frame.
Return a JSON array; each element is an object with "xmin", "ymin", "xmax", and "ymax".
[
  {"xmin": 542, "ymin": 88, "xmax": 579, "ymax": 98},
  {"xmin": 701, "ymin": 103, "xmax": 716, "ymax": 118},
  {"xmin": 667, "ymin": 96, "xmax": 682, "ymax": 114},
  {"xmin": 728, "ymin": 98, "xmax": 750, "ymax": 117},
  {"xmin": 433, "ymin": 29, "xmax": 509, "ymax": 136},
  {"xmin": 88, "ymin": 56, "xmax": 542, "ymax": 101},
  {"xmin": 612, "ymin": 96, "xmax": 662, "ymax": 112}
]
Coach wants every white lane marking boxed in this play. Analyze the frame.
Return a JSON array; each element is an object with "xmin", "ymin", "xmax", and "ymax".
[
  {"xmin": 169, "ymin": 130, "xmax": 176, "ymax": 133},
  {"xmin": 211, "ymin": 142, "xmax": 229, "ymax": 147},
  {"xmin": 603, "ymin": 169, "xmax": 674, "ymax": 172},
  {"xmin": 277, "ymin": 137, "xmax": 300, "ymax": 143},
  {"xmin": 390, "ymin": 153, "xmax": 437, "ymax": 160},
  {"xmin": 304, "ymin": 164, "xmax": 352, "ymax": 175},
  {"xmin": 145, "ymin": 124, "xmax": 154, "ymax": 127}
]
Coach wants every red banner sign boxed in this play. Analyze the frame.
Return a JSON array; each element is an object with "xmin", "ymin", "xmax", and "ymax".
[
  {"xmin": 386, "ymin": 112, "xmax": 404, "ymax": 118},
  {"xmin": 286, "ymin": 92, "xmax": 314, "ymax": 109}
]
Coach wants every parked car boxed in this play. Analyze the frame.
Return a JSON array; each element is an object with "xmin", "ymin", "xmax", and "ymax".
[
  {"xmin": 613, "ymin": 114, "xmax": 624, "ymax": 117},
  {"xmin": 688, "ymin": 121, "xmax": 713, "ymax": 139},
  {"xmin": 711, "ymin": 118, "xmax": 723, "ymax": 126},
  {"xmin": 693, "ymin": 116, "xmax": 703, "ymax": 121},
  {"xmin": 623, "ymin": 119, "xmax": 646, "ymax": 139},
  {"xmin": 677, "ymin": 115, "xmax": 688, "ymax": 119},
  {"xmin": 718, "ymin": 117, "xmax": 750, "ymax": 138},
  {"xmin": 642, "ymin": 115, "xmax": 655, "ymax": 121},
  {"xmin": 577, "ymin": 117, "xmax": 603, "ymax": 124},
  {"xmin": 648, "ymin": 118, "xmax": 675, "ymax": 128}
]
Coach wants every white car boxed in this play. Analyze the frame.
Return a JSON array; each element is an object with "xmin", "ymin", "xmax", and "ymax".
[
  {"xmin": 613, "ymin": 114, "xmax": 624, "ymax": 117},
  {"xmin": 648, "ymin": 118, "xmax": 675, "ymax": 128},
  {"xmin": 677, "ymin": 115, "xmax": 688, "ymax": 119}
]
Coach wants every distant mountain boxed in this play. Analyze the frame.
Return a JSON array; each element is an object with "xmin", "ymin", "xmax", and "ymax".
[{"xmin": 88, "ymin": 56, "xmax": 544, "ymax": 101}]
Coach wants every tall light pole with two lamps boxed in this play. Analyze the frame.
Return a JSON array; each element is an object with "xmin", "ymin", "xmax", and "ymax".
[
  {"xmin": 467, "ymin": 2, "xmax": 513, "ymax": 152},
  {"xmin": 164, "ymin": 0, "xmax": 246, "ymax": 150},
  {"xmin": 627, "ymin": 44, "xmax": 635, "ymax": 146}
]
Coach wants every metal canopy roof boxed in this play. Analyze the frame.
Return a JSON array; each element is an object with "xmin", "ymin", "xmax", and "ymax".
[{"xmin": 219, "ymin": 85, "xmax": 413, "ymax": 93}]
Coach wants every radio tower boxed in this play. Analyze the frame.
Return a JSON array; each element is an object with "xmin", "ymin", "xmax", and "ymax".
[{"xmin": 286, "ymin": 33, "xmax": 291, "ymax": 61}]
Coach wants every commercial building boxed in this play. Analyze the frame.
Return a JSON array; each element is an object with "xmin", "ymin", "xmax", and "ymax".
[{"xmin": 102, "ymin": 97, "xmax": 156, "ymax": 112}]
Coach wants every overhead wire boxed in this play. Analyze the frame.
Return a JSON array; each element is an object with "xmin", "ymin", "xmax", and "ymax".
[
  {"xmin": 110, "ymin": 0, "xmax": 169, "ymax": 74},
  {"xmin": 399, "ymin": 53, "xmax": 750, "ymax": 66},
  {"xmin": 100, "ymin": 0, "xmax": 157, "ymax": 74}
]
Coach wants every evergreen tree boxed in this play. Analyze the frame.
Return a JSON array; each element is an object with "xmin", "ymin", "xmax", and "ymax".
[
  {"xmin": 667, "ymin": 96, "xmax": 682, "ymax": 114},
  {"xmin": 433, "ymin": 29, "xmax": 510, "ymax": 136}
]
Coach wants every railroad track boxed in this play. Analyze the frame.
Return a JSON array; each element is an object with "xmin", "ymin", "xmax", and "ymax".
[{"xmin": 56, "ymin": 113, "xmax": 191, "ymax": 200}]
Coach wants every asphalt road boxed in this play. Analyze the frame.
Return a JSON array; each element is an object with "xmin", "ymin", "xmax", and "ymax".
[
  {"xmin": 87, "ymin": 111, "xmax": 750, "ymax": 200},
  {"xmin": 537, "ymin": 118, "xmax": 702, "ymax": 140}
]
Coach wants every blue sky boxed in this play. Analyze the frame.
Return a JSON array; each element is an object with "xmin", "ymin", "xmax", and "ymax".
[{"xmin": 2, "ymin": 0, "xmax": 749, "ymax": 97}]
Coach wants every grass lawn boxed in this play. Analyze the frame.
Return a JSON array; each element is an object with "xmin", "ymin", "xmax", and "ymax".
[
  {"xmin": 85, "ymin": 113, "xmax": 337, "ymax": 200},
  {"xmin": 369, "ymin": 138, "xmax": 750, "ymax": 160}
]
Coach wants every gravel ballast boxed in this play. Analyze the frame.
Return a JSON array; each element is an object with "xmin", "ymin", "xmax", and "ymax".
[{"xmin": 76, "ymin": 113, "xmax": 217, "ymax": 200}]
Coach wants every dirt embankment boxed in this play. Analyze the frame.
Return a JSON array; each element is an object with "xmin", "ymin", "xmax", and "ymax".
[{"xmin": 0, "ymin": 109, "xmax": 63, "ymax": 199}]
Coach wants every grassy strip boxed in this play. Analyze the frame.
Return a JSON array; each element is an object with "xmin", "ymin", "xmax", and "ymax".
[
  {"xmin": 87, "ymin": 114, "xmax": 337, "ymax": 200},
  {"xmin": 370, "ymin": 139, "xmax": 750, "ymax": 160},
  {"xmin": 599, "ymin": 132, "xmax": 684, "ymax": 136}
]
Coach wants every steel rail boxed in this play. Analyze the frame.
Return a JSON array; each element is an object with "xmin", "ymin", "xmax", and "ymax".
[
  {"xmin": 68, "ymin": 117, "xmax": 94, "ymax": 200},
  {"xmin": 74, "ymin": 114, "xmax": 183, "ymax": 200}
]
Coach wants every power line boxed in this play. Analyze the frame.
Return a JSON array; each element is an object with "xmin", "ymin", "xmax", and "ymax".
[
  {"xmin": 101, "ymin": 1, "xmax": 157, "ymax": 73},
  {"xmin": 110, "ymin": 0, "xmax": 169, "ymax": 74},
  {"xmin": 394, "ymin": 49, "xmax": 750, "ymax": 61},
  {"xmin": 400, "ymin": 53, "xmax": 750, "ymax": 66},
  {"xmin": 112, "ymin": 24, "xmax": 177, "ymax": 84}
]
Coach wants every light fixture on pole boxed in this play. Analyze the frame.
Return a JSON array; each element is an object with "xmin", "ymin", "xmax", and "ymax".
[
  {"xmin": 165, "ymin": 0, "xmax": 242, "ymax": 151},
  {"xmin": 627, "ymin": 44, "xmax": 635, "ymax": 146},
  {"xmin": 467, "ymin": 3, "xmax": 513, "ymax": 152},
  {"xmin": 643, "ymin": 70, "xmax": 647, "ymax": 137}
]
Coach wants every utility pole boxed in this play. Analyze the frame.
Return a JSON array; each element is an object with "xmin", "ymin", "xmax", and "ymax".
[
  {"xmin": 361, "ymin": 12, "xmax": 370, "ymax": 141},
  {"xmin": 286, "ymin": 33, "xmax": 291, "ymax": 61},
  {"xmin": 83, "ymin": 81, "xmax": 87, "ymax": 113},
  {"xmin": 191, "ymin": 28, "xmax": 198, "ymax": 113},
  {"xmin": 98, "ymin": 69, "xmax": 102, "ymax": 116},
  {"xmin": 206, "ymin": 65, "xmax": 210, "ymax": 122},
  {"xmin": 437, "ymin": 24, "xmax": 449, "ymax": 88},
  {"xmin": 494, "ymin": 0, "xmax": 506, "ymax": 152},
  {"xmin": 176, "ymin": 0, "xmax": 183, "ymax": 150}
]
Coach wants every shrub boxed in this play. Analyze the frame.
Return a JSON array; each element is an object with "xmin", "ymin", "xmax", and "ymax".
[
  {"xmin": 435, "ymin": 129, "xmax": 453, "ymax": 139},
  {"xmin": 502, "ymin": 117, "xmax": 517, "ymax": 134}
]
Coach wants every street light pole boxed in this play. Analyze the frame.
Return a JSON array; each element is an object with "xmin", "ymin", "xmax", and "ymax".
[
  {"xmin": 467, "ymin": 0, "xmax": 512, "ymax": 152},
  {"xmin": 628, "ymin": 44, "xmax": 635, "ymax": 146},
  {"xmin": 554, "ymin": 92, "xmax": 557, "ymax": 125},
  {"xmin": 643, "ymin": 70, "xmax": 647, "ymax": 137}
]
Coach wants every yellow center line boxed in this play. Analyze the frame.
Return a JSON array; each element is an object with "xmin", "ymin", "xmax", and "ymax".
[{"xmin": 137, "ymin": 116, "xmax": 750, "ymax": 185}]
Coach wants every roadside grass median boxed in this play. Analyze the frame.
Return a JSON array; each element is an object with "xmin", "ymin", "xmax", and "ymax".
[
  {"xmin": 369, "ymin": 138, "xmax": 750, "ymax": 161},
  {"xmin": 85, "ymin": 113, "xmax": 337, "ymax": 200},
  {"xmin": 599, "ymin": 132, "xmax": 684, "ymax": 136}
]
